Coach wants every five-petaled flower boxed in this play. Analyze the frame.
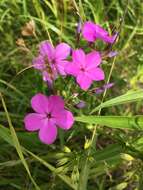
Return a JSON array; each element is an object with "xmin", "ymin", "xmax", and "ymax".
[
  {"xmin": 24, "ymin": 93, "xmax": 74, "ymax": 144},
  {"xmin": 65, "ymin": 49, "xmax": 104, "ymax": 90},
  {"xmin": 82, "ymin": 21, "xmax": 117, "ymax": 44},
  {"xmin": 33, "ymin": 41, "xmax": 71, "ymax": 84}
]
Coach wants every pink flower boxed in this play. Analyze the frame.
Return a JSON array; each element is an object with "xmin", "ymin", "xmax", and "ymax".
[
  {"xmin": 82, "ymin": 21, "xmax": 116, "ymax": 44},
  {"xmin": 33, "ymin": 41, "xmax": 71, "ymax": 83},
  {"xmin": 65, "ymin": 49, "xmax": 104, "ymax": 90},
  {"xmin": 24, "ymin": 93, "xmax": 74, "ymax": 144}
]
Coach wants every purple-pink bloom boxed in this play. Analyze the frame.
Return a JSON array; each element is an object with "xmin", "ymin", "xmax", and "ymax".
[
  {"xmin": 82, "ymin": 21, "xmax": 116, "ymax": 44},
  {"xmin": 65, "ymin": 49, "xmax": 104, "ymax": 90},
  {"xmin": 77, "ymin": 19, "xmax": 82, "ymax": 34},
  {"xmin": 24, "ymin": 93, "xmax": 74, "ymax": 144},
  {"xmin": 75, "ymin": 100, "xmax": 86, "ymax": 109},
  {"xmin": 95, "ymin": 82, "xmax": 114, "ymax": 94},
  {"xmin": 33, "ymin": 41, "xmax": 71, "ymax": 83},
  {"xmin": 108, "ymin": 51, "xmax": 118, "ymax": 58}
]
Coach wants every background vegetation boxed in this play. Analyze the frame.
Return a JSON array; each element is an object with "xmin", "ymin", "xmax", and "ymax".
[{"xmin": 0, "ymin": 0, "xmax": 143, "ymax": 189}]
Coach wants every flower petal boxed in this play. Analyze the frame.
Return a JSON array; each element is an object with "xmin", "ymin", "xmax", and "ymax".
[
  {"xmin": 65, "ymin": 61, "xmax": 79, "ymax": 76},
  {"xmin": 56, "ymin": 60, "xmax": 68, "ymax": 75},
  {"xmin": 95, "ymin": 25, "xmax": 115, "ymax": 44},
  {"xmin": 24, "ymin": 113, "xmax": 45, "ymax": 131},
  {"xmin": 48, "ymin": 95, "xmax": 64, "ymax": 112},
  {"xmin": 55, "ymin": 43, "xmax": 71, "ymax": 60},
  {"xmin": 31, "ymin": 93, "xmax": 49, "ymax": 114},
  {"xmin": 39, "ymin": 41, "xmax": 55, "ymax": 61},
  {"xmin": 42, "ymin": 71, "xmax": 53, "ymax": 83},
  {"xmin": 95, "ymin": 24, "xmax": 109, "ymax": 38},
  {"xmin": 76, "ymin": 73, "xmax": 92, "ymax": 90},
  {"xmin": 87, "ymin": 67, "xmax": 105, "ymax": 81},
  {"xmin": 32, "ymin": 55, "xmax": 46, "ymax": 70},
  {"xmin": 100, "ymin": 34, "xmax": 116, "ymax": 44},
  {"xmin": 72, "ymin": 49, "xmax": 86, "ymax": 67},
  {"xmin": 86, "ymin": 51, "xmax": 101, "ymax": 68},
  {"xmin": 82, "ymin": 21, "xmax": 96, "ymax": 42},
  {"xmin": 54, "ymin": 110, "xmax": 74, "ymax": 130},
  {"xmin": 39, "ymin": 122, "xmax": 57, "ymax": 144}
]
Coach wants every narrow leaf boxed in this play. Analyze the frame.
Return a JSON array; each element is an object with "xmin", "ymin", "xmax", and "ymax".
[
  {"xmin": 0, "ymin": 125, "xmax": 76, "ymax": 190},
  {"xmin": 75, "ymin": 115, "xmax": 143, "ymax": 130},
  {"xmin": 0, "ymin": 94, "xmax": 40, "ymax": 190},
  {"xmin": 91, "ymin": 90, "xmax": 143, "ymax": 113}
]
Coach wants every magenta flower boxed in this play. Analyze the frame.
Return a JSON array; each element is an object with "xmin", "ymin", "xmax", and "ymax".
[
  {"xmin": 82, "ymin": 21, "xmax": 116, "ymax": 44},
  {"xmin": 65, "ymin": 49, "xmax": 104, "ymax": 90},
  {"xmin": 24, "ymin": 93, "xmax": 74, "ymax": 144},
  {"xmin": 33, "ymin": 41, "xmax": 71, "ymax": 83}
]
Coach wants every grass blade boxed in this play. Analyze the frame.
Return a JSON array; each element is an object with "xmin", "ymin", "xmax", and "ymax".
[
  {"xmin": 91, "ymin": 90, "xmax": 143, "ymax": 114},
  {"xmin": 0, "ymin": 93, "xmax": 40, "ymax": 190},
  {"xmin": 0, "ymin": 120, "xmax": 76, "ymax": 189},
  {"xmin": 75, "ymin": 115, "xmax": 143, "ymax": 130}
]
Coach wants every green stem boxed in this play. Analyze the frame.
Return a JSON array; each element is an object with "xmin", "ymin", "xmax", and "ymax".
[
  {"xmin": 77, "ymin": 1, "xmax": 130, "ymax": 187},
  {"xmin": 78, "ymin": 57, "xmax": 116, "ymax": 190}
]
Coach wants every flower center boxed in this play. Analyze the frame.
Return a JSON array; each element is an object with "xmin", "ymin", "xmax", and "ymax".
[
  {"xmin": 47, "ymin": 113, "xmax": 52, "ymax": 119},
  {"xmin": 51, "ymin": 59, "xmax": 56, "ymax": 65},
  {"xmin": 80, "ymin": 67, "xmax": 85, "ymax": 72},
  {"xmin": 44, "ymin": 57, "xmax": 55, "ymax": 80}
]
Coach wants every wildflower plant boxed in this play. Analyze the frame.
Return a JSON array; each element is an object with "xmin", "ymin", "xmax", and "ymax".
[
  {"xmin": 1, "ymin": 1, "xmax": 143, "ymax": 190},
  {"xmin": 24, "ymin": 21, "xmax": 111, "ymax": 144},
  {"xmin": 20, "ymin": 12, "xmax": 143, "ymax": 189}
]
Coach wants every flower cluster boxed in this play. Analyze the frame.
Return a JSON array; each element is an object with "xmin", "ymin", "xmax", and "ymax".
[{"xmin": 24, "ymin": 21, "xmax": 117, "ymax": 144}]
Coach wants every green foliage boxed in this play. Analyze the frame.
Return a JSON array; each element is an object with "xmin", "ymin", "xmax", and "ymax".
[
  {"xmin": 91, "ymin": 90, "xmax": 143, "ymax": 113},
  {"xmin": 0, "ymin": 0, "xmax": 143, "ymax": 189},
  {"xmin": 76, "ymin": 115, "xmax": 143, "ymax": 130}
]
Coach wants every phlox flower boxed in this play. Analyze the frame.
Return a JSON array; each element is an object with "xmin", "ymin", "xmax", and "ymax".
[
  {"xmin": 24, "ymin": 93, "xmax": 74, "ymax": 144},
  {"xmin": 65, "ymin": 49, "xmax": 104, "ymax": 90},
  {"xmin": 82, "ymin": 21, "xmax": 117, "ymax": 44},
  {"xmin": 33, "ymin": 41, "xmax": 71, "ymax": 84}
]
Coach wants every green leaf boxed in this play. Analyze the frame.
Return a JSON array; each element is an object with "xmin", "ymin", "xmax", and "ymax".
[
  {"xmin": 0, "ymin": 123, "xmax": 75, "ymax": 189},
  {"xmin": 109, "ymin": 182, "xmax": 128, "ymax": 190},
  {"xmin": 91, "ymin": 90, "xmax": 143, "ymax": 114},
  {"xmin": 0, "ymin": 79, "xmax": 28, "ymax": 101},
  {"xmin": 0, "ymin": 124, "xmax": 12, "ymax": 145},
  {"xmin": 0, "ymin": 94, "xmax": 40, "ymax": 190},
  {"xmin": 75, "ymin": 115, "xmax": 143, "ymax": 130},
  {"xmin": 92, "ymin": 144, "xmax": 123, "ymax": 162},
  {"xmin": 25, "ymin": 149, "xmax": 76, "ymax": 190}
]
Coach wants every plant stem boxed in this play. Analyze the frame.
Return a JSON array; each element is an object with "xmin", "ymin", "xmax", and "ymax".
[
  {"xmin": 77, "ymin": 1, "xmax": 130, "ymax": 187},
  {"xmin": 77, "ymin": 56, "xmax": 116, "ymax": 190}
]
